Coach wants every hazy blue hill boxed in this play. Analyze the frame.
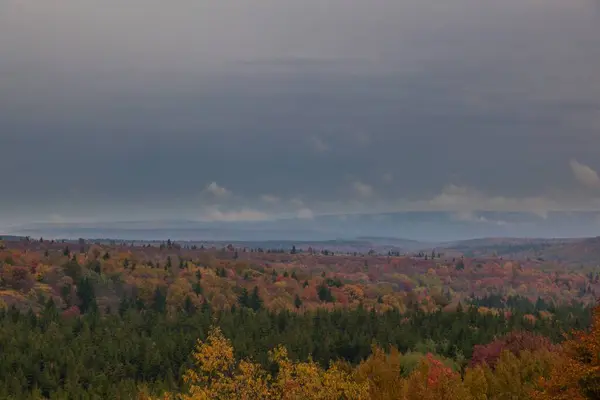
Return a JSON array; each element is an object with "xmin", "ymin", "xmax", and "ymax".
[
  {"xmin": 0, "ymin": 235, "xmax": 25, "ymax": 241},
  {"xmin": 7, "ymin": 211, "xmax": 600, "ymax": 242}
]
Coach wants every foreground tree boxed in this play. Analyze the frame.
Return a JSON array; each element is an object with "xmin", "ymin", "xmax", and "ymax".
[
  {"xmin": 533, "ymin": 305, "xmax": 600, "ymax": 400},
  {"xmin": 162, "ymin": 326, "xmax": 560, "ymax": 400},
  {"xmin": 175, "ymin": 326, "xmax": 367, "ymax": 400}
]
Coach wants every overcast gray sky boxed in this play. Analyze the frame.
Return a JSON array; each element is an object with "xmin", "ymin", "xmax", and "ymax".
[{"xmin": 2, "ymin": 0, "xmax": 600, "ymax": 227}]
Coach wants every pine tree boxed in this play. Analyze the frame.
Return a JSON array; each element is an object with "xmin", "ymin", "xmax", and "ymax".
[
  {"xmin": 318, "ymin": 284, "xmax": 334, "ymax": 303},
  {"xmin": 294, "ymin": 295, "xmax": 303, "ymax": 309},
  {"xmin": 238, "ymin": 288, "xmax": 250, "ymax": 308},
  {"xmin": 153, "ymin": 287, "xmax": 166, "ymax": 313},
  {"xmin": 193, "ymin": 282, "xmax": 203, "ymax": 295},
  {"xmin": 184, "ymin": 296, "xmax": 195, "ymax": 314},
  {"xmin": 77, "ymin": 277, "xmax": 97, "ymax": 313},
  {"xmin": 249, "ymin": 286, "xmax": 263, "ymax": 311}
]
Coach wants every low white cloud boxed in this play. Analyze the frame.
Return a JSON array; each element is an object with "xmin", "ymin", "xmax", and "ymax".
[
  {"xmin": 296, "ymin": 208, "xmax": 314, "ymax": 219},
  {"xmin": 256, "ymin": 182, "xmax": 600, "ymax": 219},
  {"xmin": 452, "ymin": 210, "xmax": 486, "ymax": 222},
  {"xmin": 570, "ymin": 159, "xmax": 600, "ymax": 189},
  {"xmin": 382, "ymin": 173, "xmax": 394, "ymax": 183},
  {"xmin": 201, "ymin": 208, "xmax": 269, "ymax": 222},
  {"xmin": 451, "ymin": 211, "xmax": 509, "ymax": 226},
  {"xmin": 205, "ymin": 182, "xmax": 231, "ymax": 197},
  {"xmin": 427, "ymin": 184, "xmax": 557, "ymax": 215},
  {"xmin": 353, "ymin": 181, "xmax": 374, "ymax": 197},
  {"xmin": 201, "ymin": 176, "xmax": 600, "ymax": 224},
  {"xmin": 261, "ymin": 194, "xmax": 280, "ymax": 204}
]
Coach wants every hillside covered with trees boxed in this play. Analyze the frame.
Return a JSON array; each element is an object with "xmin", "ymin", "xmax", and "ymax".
[{"xmin": 0, "ymin": 237, "xmax": 598, "ymax": 398}]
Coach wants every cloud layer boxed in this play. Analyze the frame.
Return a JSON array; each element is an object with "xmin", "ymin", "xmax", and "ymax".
[
  {"xmin": 570, "ymin": 160, "xmax": 600, "ymax": 189},
  {"xmin": 1, "ymin": 0, "xmax": 600, "ymax": 229},
  {"xmin": 205, "ymin": 182, "xmax": 231, "ymax": 198}
]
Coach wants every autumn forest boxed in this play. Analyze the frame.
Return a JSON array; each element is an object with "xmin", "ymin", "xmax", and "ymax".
[{"xmin": 0, "ymin": 236, "xmax": 599, "ymax": 399}]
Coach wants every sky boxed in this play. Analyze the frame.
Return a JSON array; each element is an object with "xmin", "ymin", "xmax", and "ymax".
[{"xmin": 2, "ymin": 0, "xmax": 600, "ymax": 229}]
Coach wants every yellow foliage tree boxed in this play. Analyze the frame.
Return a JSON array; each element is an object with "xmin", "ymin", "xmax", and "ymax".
[
  {"xmin": 354, "ymin": 345, "xmax": 404, "ymax": 400},
  {"xmin": 269, "ymin": 345, "xmax": 368, "ymax": 399},
  {"xmin": 462, "ymin": 365, "xmax": 489, "ymax": 400},
  {"xmin": 486, "ymin": 350, "xmax": 557, "ymax": 400},
  {"xmin": 171, "ymin": 327, "xmax": 368, "ymax": 400},
  {"xmin": 181, "ymin": 326, "xmax": 238, "ymax": 399},
  {"xmin": 153, "ymin": 325, "xmax": 575, "ymax": 400},
  {"xmin": 166, "ymin": 278, "xmax": 194, "ymax": 313}
]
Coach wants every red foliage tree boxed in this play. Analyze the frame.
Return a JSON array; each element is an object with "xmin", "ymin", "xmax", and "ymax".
[
  {"xmin": 424, "ymin": 353, "xmax": 456, "ymax": 386},
  {"xmin": 61, "ymin": 305, "xmax": 81, "ymax": 319},
  {"xmin": 471, "ymin": 331, "xmax": 558, "ymax": 368}
]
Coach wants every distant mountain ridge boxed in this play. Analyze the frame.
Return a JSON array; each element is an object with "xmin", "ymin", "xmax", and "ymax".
[
  {"xmin": 6, "ymin": 211, "xmax": 600, "ymax": 242},
  {"xmin": 4, "ymin": 229, "xmax": 600, "ymax": 264}
]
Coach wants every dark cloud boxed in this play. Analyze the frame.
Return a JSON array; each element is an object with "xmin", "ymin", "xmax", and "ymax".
[{"xmin": 1, "ymin": 0, "xmax": 600, "ymax": 227}]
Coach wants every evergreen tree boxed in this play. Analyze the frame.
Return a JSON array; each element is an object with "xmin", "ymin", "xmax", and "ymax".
[
  {"xmin": 238, "ymin": 288, "xmax": 250, "ymax": 308},
  {"xmin": 294, "ymin": 294, "xmax": 303, "ymax": 309},
  {"xmin": 63, "ymin": 258, "xmax": 82, "ymax": 281},
  {"xmin": 184, "ymin": 296, "xmax": 195, "ymax": 314},
  {"xmin": 193, "ymin": 282, "xmax": 203, "ymax": 295},
  {"xmin": 249, "ymin": 286, "xmax": 263, "ymax": 311},
  {"xmin": 318, "ymin": 284, "xmax": 334, "ymax": 303},
  {"xmin": 77, "ymin": 277, "xmax": 97, "ymax": 313},
  {"xmin": 152, "ymin": 287, "xmax": 166, "ymax": 313}
]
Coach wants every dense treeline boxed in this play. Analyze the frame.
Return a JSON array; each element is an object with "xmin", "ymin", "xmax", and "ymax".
[
  {"xmin": 470, "ymin": 294, "xmax": 557, "ymax": 312},
  {"xmin": 153, "ymin": 306, "xmax": 600, "ymax": 400},
  {"xmin": 3, "ymin": 239, "xmax": 599, "ymax": 316},
  {"xmin": 0, "ymin": 297, "xmax": 591, "ymax": 399}
]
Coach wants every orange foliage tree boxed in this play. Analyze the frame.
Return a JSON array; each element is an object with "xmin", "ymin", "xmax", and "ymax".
[{"xmin": 533, "ymin": 305, "xmax": 600, "ymax": 400}]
